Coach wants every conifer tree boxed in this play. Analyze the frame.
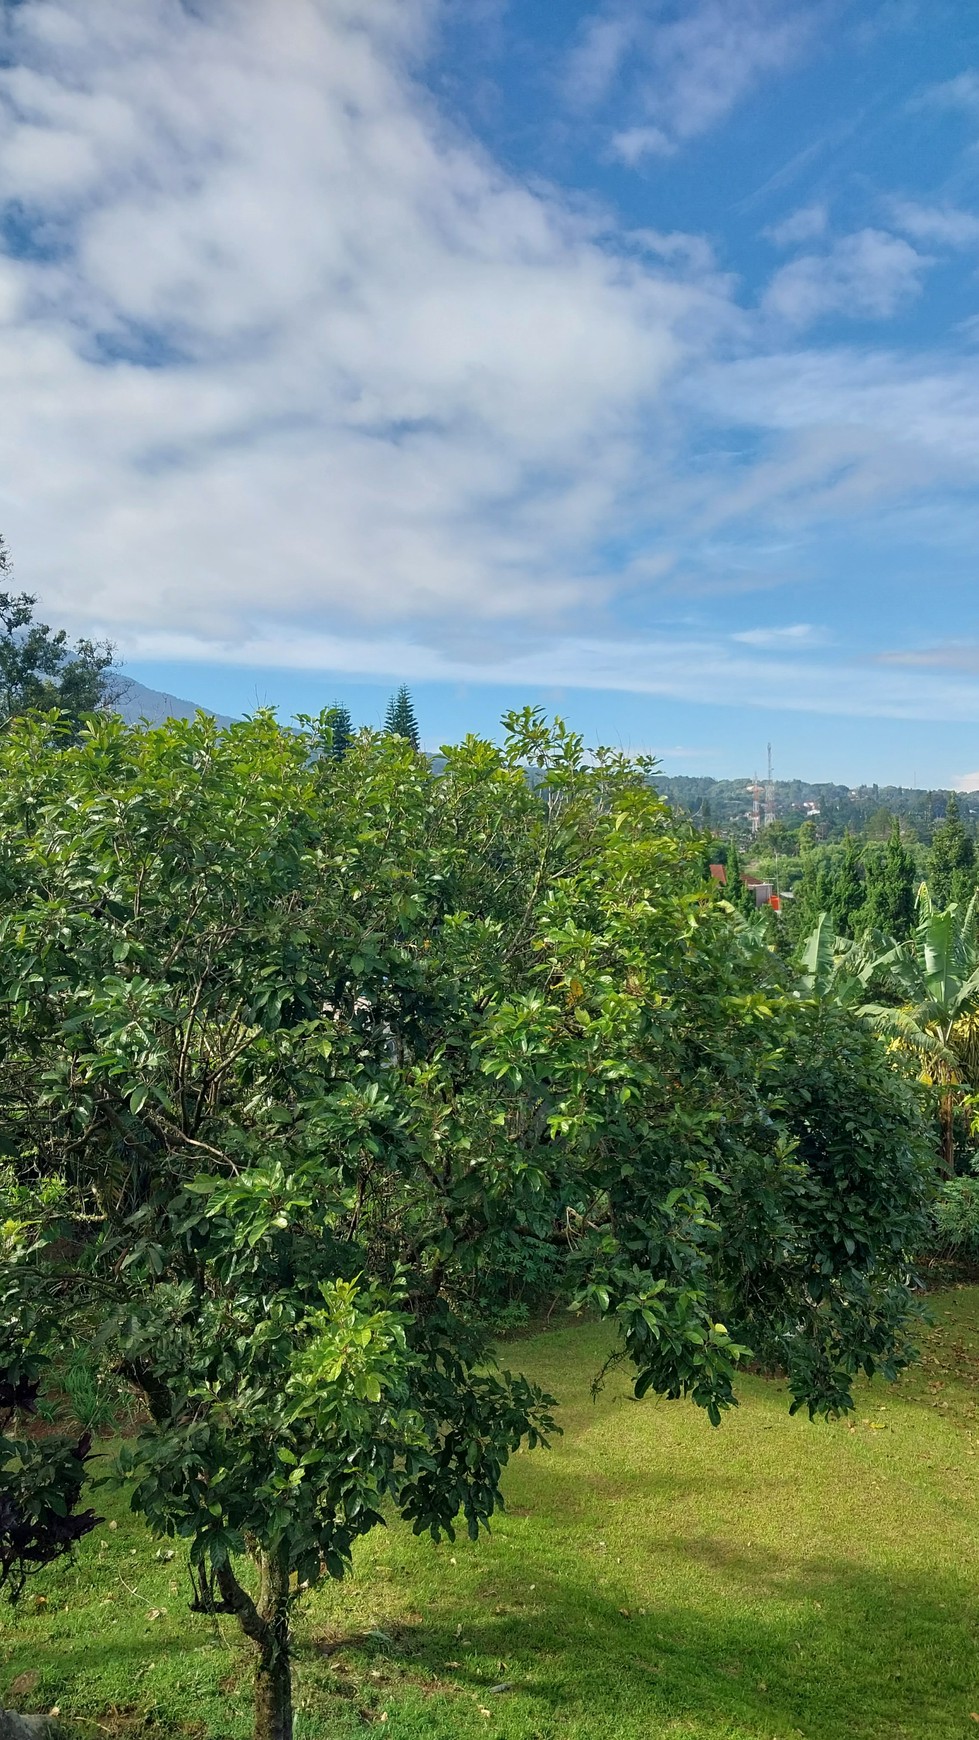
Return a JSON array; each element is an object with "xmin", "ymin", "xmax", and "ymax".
[
  {"xmin": 830, "ymin": 832, "xmax": 865, "ymax": 938},
  {"xmin": 323, "ymin": 703, "xmax": 353, "ymax": 762},
  {"xmin": 928, "ymin": 793, "xmax": 975, "ymax": 907},
  {"xmin": 787, "ymin": 848, "xmax": 835, "ymax": 944},
  {"xmin": 724, "ymin": 838, "xmax": 758, "ymax": 917},
  {"xmin": 384, "ymin": 685, "xmax": 420, "ymax": 750},
  {"xmin": 863, "ymin": 821, "xmax": 917, "ymax": 939}
]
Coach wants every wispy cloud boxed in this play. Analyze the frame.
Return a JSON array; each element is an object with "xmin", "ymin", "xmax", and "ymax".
[
  {"xmin": 732, "ymin": 622, "xmax": 823, "ymax": 647},
  {"xmin": 762, "ymin": 228, "xmax": 928, "ymax": 327},
  {"xmin": 566, "ymin": 0, "xmax": 816, "ymax": 163},
  {"xmin": 887, "ymin": 198, "xmax": 979, "ymax": 248},
  {"xmin": 878, "ymin": 643, "xmax": 979, "ymax": 671},
  {"xmin": 120, "ymin": 620, "xmax": 979, "ymax": 725},
  {"xmin": 766, "ymin": 202, "xmax": 830, "ymax": 247},
  {"xmin": 918, "ymin": 69, "xmax": 979, "ymax": 114}
]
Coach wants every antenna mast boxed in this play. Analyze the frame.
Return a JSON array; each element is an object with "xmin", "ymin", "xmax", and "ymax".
[{"xmin": 764, "ymin": 742, "xmax": 776, "ymax": 830}]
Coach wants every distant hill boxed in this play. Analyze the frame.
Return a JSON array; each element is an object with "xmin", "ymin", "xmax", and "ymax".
[
  {"xmin": 112, "ymin": 676, "xmax": 235, "ymax": 730},
  {"xmin": 651, "ymin": 773, "xmax": 979, "ymax": 844}
]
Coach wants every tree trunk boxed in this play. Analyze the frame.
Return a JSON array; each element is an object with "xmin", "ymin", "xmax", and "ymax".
[
  {"xmin": 941, "ymin": 1089, "xmax": 956, "ymax": 1177},
  {"xmin": 214, "ymin": 1550, "xmax": 294, "ymax": 1740},
  {"xmin": 253, "ymin": 1550, "xmax": 293, "ymax": 1740},
  {"xmin": 254, "ymin": 1636, "xmax": 292, "ymax": 1740}
]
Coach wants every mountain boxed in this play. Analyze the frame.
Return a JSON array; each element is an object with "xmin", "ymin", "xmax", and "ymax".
[{"xmin": 112, "ymin": 676, "xmax": 235, "ymax": 730}]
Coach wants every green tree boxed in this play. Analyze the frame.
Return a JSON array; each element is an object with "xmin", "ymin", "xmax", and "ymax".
[
  {"xmin": 0, "ymin": 536, "xmax": 117, "ymax": 735},
  {"xmin": 863, "ymin": 821, "xmax": 918, "ymax": 940},
  {"xmin": 0, "ymin": 710, "xmax": 930, "ymax": 1740},
  {"xmin": 321, "ymin": 702, "xmax": 353, "ymax": 762},
  {"xmin": 797, "ymin": 818, "xmax": 817, "ymax": 856},
  {"xmin": 723, "ymin": 836, "xmax": 758, "ymax": 917},
  {"xmin": 928, "ymin": 794, "xmax": 975, "ymax": 907},
  {"xmin": 788, "ymin": 847, "xmax": 837, "ymax": 945},
  {"xmin": 862, "ymin": 890, "xmax": 979, "ymax": 1174},
  {"xmin": 384, "ymin": 684, "xmax": 420, "ymax": 749},
  {"xmin": 830, "ymin": 831, "xmax": 865, "ymax": 937}
]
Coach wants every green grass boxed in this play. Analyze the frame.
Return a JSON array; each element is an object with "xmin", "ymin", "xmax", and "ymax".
[{"xmin": 6, "ymin": 1290, "xmax": 979, "ymax": 1740}]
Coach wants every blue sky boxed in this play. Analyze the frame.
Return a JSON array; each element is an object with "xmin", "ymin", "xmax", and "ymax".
[{"xmin": 3, "ymin": 1, "xmax": 979, "ymax": 784}]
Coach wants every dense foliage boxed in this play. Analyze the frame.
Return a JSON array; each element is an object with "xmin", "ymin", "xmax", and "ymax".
[
  {"xmin": 0, "ymin": 709, "xmax": 930, "ymax": 1739},
  {"xmin": 0, "ymin": 537, "xmax": 117, "ymax": 737}
]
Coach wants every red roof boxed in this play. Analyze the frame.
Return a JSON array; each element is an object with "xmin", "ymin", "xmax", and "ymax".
[{"xmin": 709, "ymin": 863, "xmax": 727, "ymax": 884}]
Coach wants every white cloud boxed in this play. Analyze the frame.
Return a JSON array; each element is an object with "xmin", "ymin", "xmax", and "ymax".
[
  {"xmin": 123, "ymin": 619, "xmax": 979, "ymax": 726},
  {"xmin": 957, "ymin": 771, "xmax": 979, "ymax": 792},
  {"xmin": 762, "ymin": 228, "xmax": 928, "ymax": 327},
  {"xmin": 919, "ymin": 69, "xmax": 979, "ymax": 113},
  {"xmin": 732, "ymin": 622, "xmax": 821, "ymax": 647},
  {"xmin": 766, "ymin": 202, "xmax": 829, "ymax": 247},
  {"xmin": 887, "ymin": 198, "xmax": 979, "ymax": 248},
  {"xmin": 3, "ymin": 0, "xmax": 979, "ymax": 736},
  {"xmin": 610, "ymin": 125, "xmax": 675, "ymax": 165},
  {"xmin": 568, "ymin": 0, "xmax": 814, "ymax": 158},
  {"xmin": 0, "ymin": 0, "xmax": 734, "ymax": 656}
]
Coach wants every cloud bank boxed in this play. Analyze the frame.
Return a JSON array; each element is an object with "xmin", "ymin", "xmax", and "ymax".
[{"xmin": 1, "ymin": 0, "xmax": 979, "ymax": 727}]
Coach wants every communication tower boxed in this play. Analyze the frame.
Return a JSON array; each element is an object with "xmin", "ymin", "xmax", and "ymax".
[{"xmin": 763, "ymin": 742, "xmax": 776, "ymax": 830}]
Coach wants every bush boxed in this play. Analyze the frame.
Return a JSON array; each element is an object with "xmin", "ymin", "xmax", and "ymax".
[{"xmin": 932, "ymin": 1175, "xmax": 979, "ymax": 1261}]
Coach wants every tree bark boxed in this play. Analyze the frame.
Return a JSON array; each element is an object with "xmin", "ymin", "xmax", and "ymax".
[
  {"xmin": 215, "ymin": 1549, "xmax": 293, "ymax": 1740},
  {"xmin": 941, "ymin": 1089, "xmax": 956, "ymax": 1177},
  {"xmin": 254, "ymin": 1550, "xmax": 293, "ymax": 1740}
]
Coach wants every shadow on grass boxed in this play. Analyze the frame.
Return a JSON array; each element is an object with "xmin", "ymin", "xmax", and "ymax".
[
  {"xmin": 310, "ymin": 1549, "xmax": 979, "ymax": 1740},
  {"xmin": 10, "ymin": 1545, "xmax": 978, "ymax": 1739}
]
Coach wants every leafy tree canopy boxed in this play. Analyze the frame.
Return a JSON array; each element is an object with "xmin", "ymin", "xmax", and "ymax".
[
  {"xmin": 0, "ymin": 537, "xmax": 117, "ymax": 737},
  {"xmin": 0, "ymin": 709, "xmax": 930, "ymax": 1740}
]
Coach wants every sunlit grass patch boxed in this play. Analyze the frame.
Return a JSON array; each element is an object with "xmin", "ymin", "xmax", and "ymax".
[{"xmin": 5, "ymin": 1291, "xmax": 979, "ymax": 1738}]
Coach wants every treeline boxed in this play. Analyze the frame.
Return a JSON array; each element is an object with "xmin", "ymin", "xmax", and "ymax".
[
  {"xmin": 710, "ymin": 796, "xmax": 975, "ymax": 946},
  {"xmin": 656, "ymin": 772, "xmax": 979, "ymax": 844}
]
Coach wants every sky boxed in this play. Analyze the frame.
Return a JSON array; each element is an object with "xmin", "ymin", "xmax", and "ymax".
[{"xmin": 3, "ymin": 0, "xmax": 979, "ymax": 785}]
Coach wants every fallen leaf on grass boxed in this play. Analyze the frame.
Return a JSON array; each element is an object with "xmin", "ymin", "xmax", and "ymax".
[{"xmin": 8, "ymin": 1672, "xmax": 39, "ymax": 1700}]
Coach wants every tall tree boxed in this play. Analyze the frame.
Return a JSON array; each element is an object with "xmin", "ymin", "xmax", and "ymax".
[
  {"xmin": 863, "ymin": 821, "xmax": 918, "ymax": 940},
  {"xmin": 830, "ymin": 831, "xmax": 865, "ymax": 938},
  {"xmin": 721, "ymin": 836, "xmax": 758, "ymax": 917},
  {"xmin": 322, "ymin": 703, "xmax": 353, "ymax": 762},
  {"xmin": 0, "ymin": 710, "xmax": 929, "ymax": 1740},
  {"xmin": 928, "ymin": 794, "xmax": 975, "ymax": 907},
  {"xmin": 384, "ymin": 684, "xmax": 420, "ymax": 749},
  {"xmin": 0, "ymin": 536, "xmax": 117, "ymax": 736}
]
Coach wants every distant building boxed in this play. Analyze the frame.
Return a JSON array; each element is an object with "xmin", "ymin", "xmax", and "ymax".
[
  {"xmin": 743, "ymin": 876, "xmax": 774, "ymax": 907},
  {"xmin": 709, "ymin": 863, "xmax": 727, "ymax": 885}
]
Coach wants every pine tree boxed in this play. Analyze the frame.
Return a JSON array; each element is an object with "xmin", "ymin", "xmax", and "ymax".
[
  {"xmin": 788, "ymin": 848, "xmax": 835, "ymax": 944},
  {"xmin": 724, "ymin": 838, "xmax": 758, "ymax": 917},
  {"xmin": 928, "ymin": 793, "xmax": 975, "ymax": 907},
  {"xmin": 829, "ymin": 831, "xmax": 865, "ymax": 938},
  {"xmin": 323, "ymin": 703, "xmax": 353, "ymax": 762},
  {"xmin": 384, "ymin": 685, "xmax": 420, "ymax": 750},
  {"xmin": 863, "ymin": 821, "xmax": 917, "ymax": 939}
]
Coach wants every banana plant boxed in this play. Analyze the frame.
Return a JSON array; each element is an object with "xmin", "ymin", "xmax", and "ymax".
[
  {"xmin": 794, "ymin": 910, "xmax": 880, "ymax": 1006},
  {"xmin": 860, "ymin": 887, "xmax": 979, "ymax": 1174}
]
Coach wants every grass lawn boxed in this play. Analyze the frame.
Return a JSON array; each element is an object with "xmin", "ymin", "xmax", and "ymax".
[{"xmin": 5, "ymin": 1290, "xmax": 979, "ymax": 1740}]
